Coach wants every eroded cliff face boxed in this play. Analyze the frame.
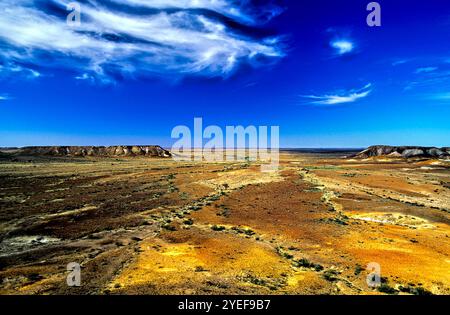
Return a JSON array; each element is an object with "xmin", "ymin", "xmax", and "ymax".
[
  {"xmin": 15, "ymin": 146, "xmax": 171, "ymax": 158},
  {"xmin": 352, "ymin": 145, "xmax": 450, "ymax": 159}
]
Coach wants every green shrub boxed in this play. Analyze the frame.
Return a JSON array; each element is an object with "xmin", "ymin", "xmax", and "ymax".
[
  {"xmin": 323, "ymin": 270, "xmax": 339, "ymax": 282},
  {"xmin": 378, "ymin": 283, "xmax": 398, "ymax": 295},
  {"xmin": 354, "ymin": 264, "xmax": 364, "ymax": 275},
  {"xmin": 399, "ymin": 285, "xmax": 432, "ymax": 295},
  {"xmin": 295, "ymin": 258, "xmax": 324, "ymax": 271},
  {"xmin": 184, "ymin": 219, "xmax": 194, "ymax": 225},
  {"xmin": 211, "ymin": 225, "xmax": 226, "ymax": 231},
  {"xmin": 162, "ymin": 223, "xmax": 176, "ymax": 231}
]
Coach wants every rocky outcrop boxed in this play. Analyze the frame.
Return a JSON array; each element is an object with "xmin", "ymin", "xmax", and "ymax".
[
  {"xmin": 351, "ymin": 145, "xmax": 450, "ymax": 159},
  {"xmin": 15, "ymin": 146, "xmax": 171, "ymax": 158}
]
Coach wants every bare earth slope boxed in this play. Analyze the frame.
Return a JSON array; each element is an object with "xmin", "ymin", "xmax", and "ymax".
[
  {"xmin": 3, "ymin": 146, "xmax": 171, "ymax": 158},
  {"xmin": 352, "ymin": 145, "xmax": 450, "ymax": 159}
]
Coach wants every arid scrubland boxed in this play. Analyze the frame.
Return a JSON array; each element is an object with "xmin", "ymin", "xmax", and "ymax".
[{"xmin": 0, "ymin": 152, "xmax": 449, "ymax": 295}]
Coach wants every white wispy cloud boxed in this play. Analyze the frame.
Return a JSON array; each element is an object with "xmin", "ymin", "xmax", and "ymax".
[
  {"xmin": 415, "ymin": 67, "xmax": 438, "ymax": 74},
  {"xmin": 112, "ymin": 0, "xmax": 284, "ymax": 25},
  {"xmin": 0, "ymin": 0, "xmax": 284, "ymax": 81},
  {"xmin": 426, "ymin": 92, "xmax": 450, "ymax": 101},
  {"xmin": 392, "ymin": 59, "xmax": 409, "ymax": 66},
  {"xmin": 301, "ymin": 84, "xmax": 372, "ymax": 105},
  {"xmin": 109, "ymin": 0, "xmax": 255, "ymax": 24},
  {"xmin": 0, "ymin": 94, "xmax": 11, "ymax": 101},
  {"xmin": 404, "ymin": 63, "xmax": 450, "ymax": 91},
  {"xmin": 0, "ymin": 62, "xmax": 41, "ymax": 79},
  {"xmin": 330, "ymin": 40, "xmax": 354, "ymax": 55},
  {"xmin": 75, "ymin": 73, "xmax": 94, "ymax": 81}
]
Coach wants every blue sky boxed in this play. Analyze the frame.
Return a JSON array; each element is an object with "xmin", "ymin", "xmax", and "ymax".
[{"xmin": 0, "ymin": 0, "xmax": 449, "ymax": 148}]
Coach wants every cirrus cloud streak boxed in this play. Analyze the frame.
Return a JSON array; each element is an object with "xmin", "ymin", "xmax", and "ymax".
[
  {"xmin": 0, "ymin": 0, "xmax": 284, "ymax": 82},
  {"xmin": 301, "ymin": 83, "xmax": 372, "ymax": 105}
]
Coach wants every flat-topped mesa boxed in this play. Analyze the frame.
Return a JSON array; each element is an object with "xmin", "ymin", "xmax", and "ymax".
[
  {"xmin": 351, "ymin": 145, "xmax": 450, "ymax": 159},
  {"xmin": 17, "ymin": 146, "xmax": 172, "ymax": 158}
]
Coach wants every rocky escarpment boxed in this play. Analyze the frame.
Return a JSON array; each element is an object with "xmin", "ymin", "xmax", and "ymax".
[
  {"xmin": 14, "ymin": 146, "xmax": 171, "ymax": 158},
  {"xmin": 352, "ymin": 145, "xmax": 450, "ymax": 159}
]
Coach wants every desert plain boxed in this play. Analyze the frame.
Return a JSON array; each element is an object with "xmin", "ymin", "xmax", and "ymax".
[{"xmin": 0, "ymin": 150, "xmax": 449, "ymax": 295}]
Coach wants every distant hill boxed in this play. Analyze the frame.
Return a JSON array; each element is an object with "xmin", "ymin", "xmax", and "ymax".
[
  {"xmin": 4, "ymin": 146, "xmax": 171, "ymax": 158},
  {"xmin": 351, "ymin": 145, "xmax": 450, "ymax": 159}
]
